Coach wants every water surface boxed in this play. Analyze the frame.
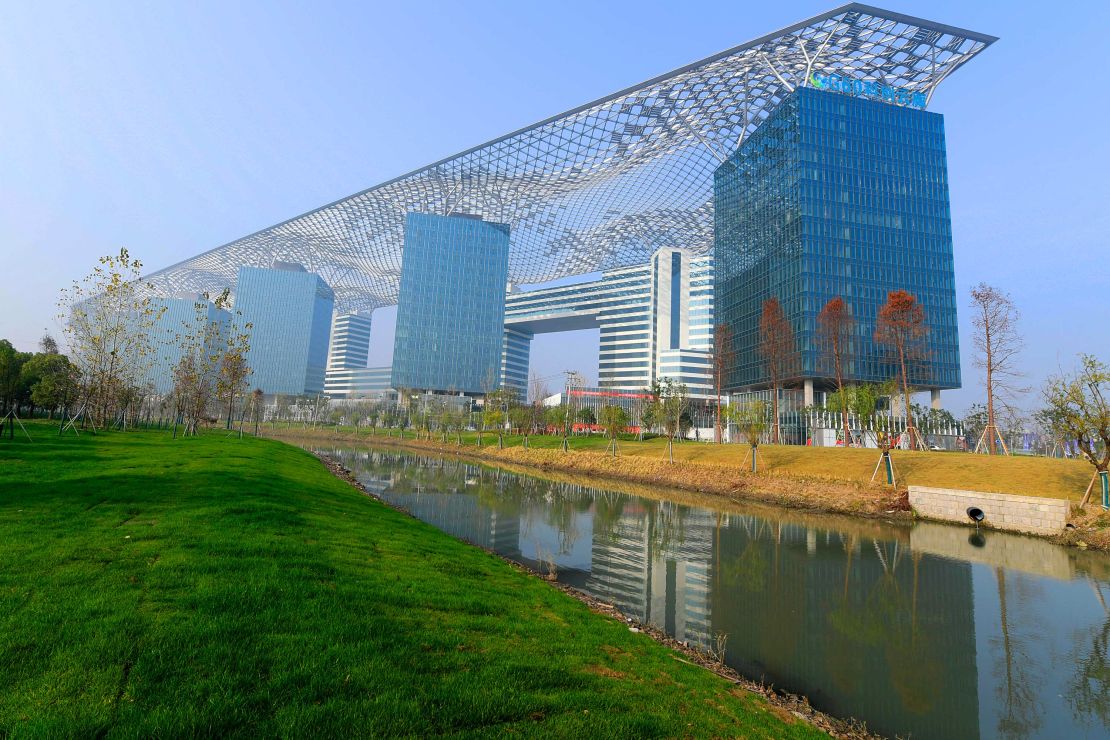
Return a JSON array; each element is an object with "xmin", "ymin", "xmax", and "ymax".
[{"xmin": 325, "ymin": 445, "xmax": 1110, "ymax": 740}]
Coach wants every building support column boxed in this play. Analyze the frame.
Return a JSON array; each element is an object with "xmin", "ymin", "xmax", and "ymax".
[
  {"xmin": 931, "ymin": 389, "xmax": 942, "ymax": 410},
  {"xmin": 804, "ymin": 379, "xmax": 814, "ymax": 408}
]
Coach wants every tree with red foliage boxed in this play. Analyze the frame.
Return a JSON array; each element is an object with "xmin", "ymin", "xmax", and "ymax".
[
  {"xmin": 874, "ymin": 290, "xmax": 928, "ymax": 450},
  {"xmin": 759, "ymin": 298, "xmax": 798, "ymax": 444},
  {"xmin": 817, "ymin": 296, "xmax": 855, "ymax": 447}
]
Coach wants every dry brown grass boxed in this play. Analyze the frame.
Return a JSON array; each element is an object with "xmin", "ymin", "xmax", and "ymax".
[
  {"xmin": 306, "ymin": 429, "xmax": 1092, "ymax": 502},
  {"xmin": 283, "ymin": 428, "xmax": 1107, "ymax": 550},
  {"xmin": 287, "ymin": 425, "xmax": 1093, "ymax": 502},
  {"xmin": 492, "ymin": 445, "xmax": 905, "ymax": 514},
  {"xmin": 281, "ymin": 430, "xmax": 907, "ymax": 519},
  {"xmin": 624, "ymin": 441, "xmax": 1092, "ymax": 503},
  {"xmin": 1056, "ymin": 507, "xmax": 1110, "ymax": 553}
]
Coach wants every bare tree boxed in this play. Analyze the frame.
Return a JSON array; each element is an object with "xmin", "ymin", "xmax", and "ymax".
[
  {"xmin": 171, "ymin": 293, "xmax": 236, "ymax": 437},
  {"xmin": 482, "ymin": 388, "xmax": 509, "ymax": 449},
  {"xmin": 171, "ymin": 351, "xmax": 211, "ymax": 436},
  {"xmin": 712, "ymin": 324, "xmax": 733, "ymax": 444},
  {"xmin": 477, "ymin": 369, "xmax": 500, "ymax": 447},
  {"xmin": 250, "ymin": 388, "xmax": 264, "ymax": 436},
  {"xmin": 529, "ymin": 372, "xmax": 549, "ymax": 439},
  {"xmin": 817, "ymin": 296, "xmax": 855, "ymax": 447},
  {"xmin": 874, "ymin": 290, "xmax": 928, "ymax": 450},
  {"xmin": 271, "ymin": 394, "xmax": 291, "ymax": 429},
  {"xmin": 218, "ymin": 347, "xmax": 250, "ymax": 430},
  {"xmin": 562, "ymin": 370, "xmax": 585, "ymax": 452},
  {"xmin": 758, "ymin": 297, "xmax": 798, "ymax": 444},
  {"xmin": 969, "ymin": 284, "xmax": 1027, "ymax": 455},
  {"xmin": 38, "ymin": 333, "xmax": 59, "ymax": 355},
  {"xmin": 509, "ymin": 404, "xmax": 531, "ymax": 447}
]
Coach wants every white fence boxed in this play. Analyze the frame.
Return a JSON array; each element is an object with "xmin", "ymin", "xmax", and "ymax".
[{"xmin": 726, "ymin": 409, "xmax": 964, "ymax": 449}]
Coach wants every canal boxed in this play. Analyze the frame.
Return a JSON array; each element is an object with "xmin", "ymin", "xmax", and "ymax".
[{"xmin": 324, "ymin": 445, "xmax": 1110, "ymax": 739}]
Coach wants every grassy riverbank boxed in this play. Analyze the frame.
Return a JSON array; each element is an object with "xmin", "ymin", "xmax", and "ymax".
[
  {"xmin": 0, "ymin": 424, "xmax": 824, "ymax": 738},
  {"xmin": 325, "ymin": 426, "xmax": 1090, "ymax": 500},
  {"xmin": 282, "ymin": 425, "xmax": 1110, "ymax": 550}
]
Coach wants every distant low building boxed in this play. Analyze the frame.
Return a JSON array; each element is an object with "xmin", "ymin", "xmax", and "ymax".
[{"xmin": 323, "ymin": 366, "xmax": 393, "ymax": 401}]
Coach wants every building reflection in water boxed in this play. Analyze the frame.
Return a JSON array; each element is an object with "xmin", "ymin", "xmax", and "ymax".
[
  {"xmin": 711, "ymin": 515, "xmax": 977, "ymax": 738},
  {"xmin": 327, "ymin": 446, "xmax": 1110, "ymax": 740}
]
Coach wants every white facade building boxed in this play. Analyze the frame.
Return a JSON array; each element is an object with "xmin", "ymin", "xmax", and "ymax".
[
  {"xmin": 324, "ymin": 312, "xmax": 390, "ymax": 399},
  {"xmin": 503, "ymin": 247, "xmax": 714, "ymax": 399},
  {"xmin": 326, "ymin": 313, "xmax": 373, "ymax": 371}
]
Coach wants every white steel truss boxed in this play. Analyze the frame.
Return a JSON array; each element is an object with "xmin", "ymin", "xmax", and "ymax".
[{"xmin": 145, "ymin": 3, "xmax": 995, "ymax": 313}]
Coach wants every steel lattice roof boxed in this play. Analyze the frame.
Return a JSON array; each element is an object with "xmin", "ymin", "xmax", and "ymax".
[{"xmin": 145, "ymin": 3, "xmax": 996, "ymax": 314}]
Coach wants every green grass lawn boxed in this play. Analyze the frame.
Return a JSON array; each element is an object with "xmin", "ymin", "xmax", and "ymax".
[
  {"xmin": 331, "ymin": 425, "xmax": 1092, "ymax": 502},
  {"xmin": 0, "ymin": 423, "xmax": 821, "ymax": 738}
]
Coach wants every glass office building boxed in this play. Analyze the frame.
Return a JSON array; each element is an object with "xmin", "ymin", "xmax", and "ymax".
[
  {"xmin": 714, "ymin": 86, "xmax": 960, "ymax": 393},
  {"xmin": 139, "ymin": 9, "xmax": 993, "ymax": 413},
  {"xmin": 143, "ymin": 295, "xmax": 229, "ymax": 395},
  {"xmin": 391, "ymin": 213, "xmax": 510, "ymax": 394},
  {"xmin": 236, "ymin": 263, "xmax": 334, "ymax": 395}
]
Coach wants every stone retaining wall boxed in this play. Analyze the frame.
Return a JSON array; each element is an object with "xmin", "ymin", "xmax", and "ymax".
[
  {"xmin": 908, "ymin": 485, "xmax": 1069, "ymax": 535},
  {"xmin": 908, "ymin": 521, "xmax": 1074, "ymax": 577}
]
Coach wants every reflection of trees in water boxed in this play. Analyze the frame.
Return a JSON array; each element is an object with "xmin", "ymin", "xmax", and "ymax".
[
  {"xmin": 824, "ymin": 538, "xmax": 944, "ymax": 717},
  {"xmin": 827, "ymin": 540, "xmax": 904, "ymax": 646},
  {"xmin": 349, "ymin": 447, "xmax": 702, "ymax": 562},
  {"xmin": 354, "ymin": 448, "xmax": 635, "ymax": 558},
  {"xmin": 517, "ymin": 487, "xmax": 582, "ymax": 556},
  {"xmin": 826, "ymin": 534, "xmax": 865, "ymax": 696},
  {"xmin": 453, "ymin": 464, "xmax": 590, "ymax": 556},
  {"xmin": 1065, "ymin": 580, "xmax": 1110, "ymax": 730},
  {"xmin": 717, "ymin": 518, "xmax": 803, "ymax": 668},
  {"xmin": 727, "ymin": 540, "xmax": 768, "ymax": 593},
  {"xmin": 593, "ymin": 492, "xmax": 627, "ymax": 544},
  {"xmin": 886, "ymin": 552, "xmax": 941, "ymax": 715},
  {"xmin": 720, "ymin": 518, "xmax": 775, "ymax": 594},
  {"xmin": 647, "ymin": 500, "xmax": 688, "ymax": 555},
  {"xmin": 347, "ymin": 449, "xmax": 478, "ymax": 496},
  {"xmin": 991, "ymin": 568, "xmax": 1043, "ymax": 738},
  {"xmin": 764, "ymin": 522, "xmax": 803, "ymax": 667}
]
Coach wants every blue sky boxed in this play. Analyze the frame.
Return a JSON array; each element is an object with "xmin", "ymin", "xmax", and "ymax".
[{"xmin": 1, "ymin": 1, "xmax": 1107, "ymax": 414}]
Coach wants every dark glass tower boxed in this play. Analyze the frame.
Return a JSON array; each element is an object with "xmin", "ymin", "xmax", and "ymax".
[
  {"xmin": 714, "ymin": 86, "xmax": 960, "ymax": 393},
  {"xmin": 391, "ymin": 212, "xmax": 510, "ymax": 394}
]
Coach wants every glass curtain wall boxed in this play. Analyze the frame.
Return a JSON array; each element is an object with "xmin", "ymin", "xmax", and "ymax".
[
  {"xmin": 391, "ymin": 213, "xmax": 511, "ymax": 394},
  {"xmin": 237, "ymin": 265, "xmax": 334, "ymax": 396},
  {"xmin": 714, "ymin": 86, "xmax": 960, "ymax": 392}
]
